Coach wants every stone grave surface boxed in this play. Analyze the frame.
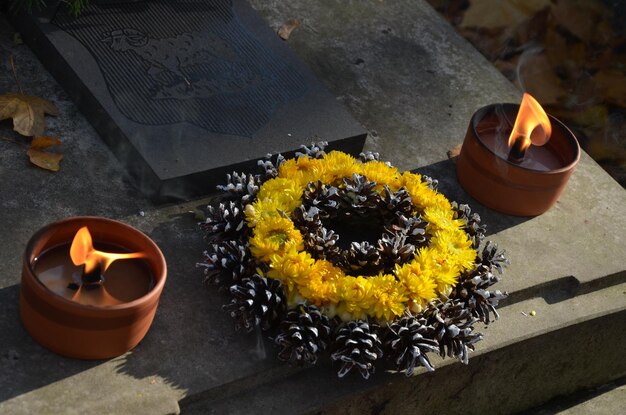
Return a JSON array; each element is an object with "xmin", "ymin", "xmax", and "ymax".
[
  {"xmin": 11, "ymin": 0, "xmax": 366, "ymax": 199},
  {"xmin": 0, "ymin": 1, "xmax": 624, "ymax": 414}
]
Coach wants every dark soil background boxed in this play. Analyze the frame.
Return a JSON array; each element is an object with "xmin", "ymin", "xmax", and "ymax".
[{"xmin": 428, "ymin": 0, "xmax": 626, "ymax": 188}]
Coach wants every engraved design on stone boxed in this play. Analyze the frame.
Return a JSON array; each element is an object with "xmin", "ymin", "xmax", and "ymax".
[
  {"xmin": 51, "ymin": 0, "xmax": 308, "ymax": 137},
  {"xmin": 101, "ymin": 29, "xmax": 260, "ymax": 100}
]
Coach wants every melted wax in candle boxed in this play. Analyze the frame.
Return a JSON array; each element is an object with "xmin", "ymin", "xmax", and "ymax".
[
  {"xmin": 34, "ymin": 243, "xmax": 154, "ymax": 306},
  {"xmin": 477, "ymin": 125, "xmax": 565, "ymax": 171}
]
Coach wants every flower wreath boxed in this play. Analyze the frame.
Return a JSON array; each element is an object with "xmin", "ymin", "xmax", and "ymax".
[{"xmin": 200, "ymin": 142, "xmax": 508, "ymax": 379}]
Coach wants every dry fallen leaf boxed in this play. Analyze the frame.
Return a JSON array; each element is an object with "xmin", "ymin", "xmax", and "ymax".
[
  {"xmin": 31, "ymin": 135, "xmax": 62, "ymax": 149},
  {"xmin": 0, "ymin": 93, "xmax": 59, "ymax": 136},
  {"xmin": 27, "ymin": 148, "xmax": 64, "ymax": 172},
  {"xmin": 460, "ymin": 0, "xmax": 550, "ymax": 30},
  {"xmin": 551, "ymin": 0, "xmax": 609, "ymax": 45},
  {"xmin": 447, "ymin": 144, "xmax": 463, "ymax": 161},
  {"xmin": 592, "ymin": 70, "xmax": 626, "ymax": 108},
  {"xmin": 278, "ymin": 18, "xmax": 303, "ymax": 40},
  {"xmin": 514, "ymin": 54, "xmax": 566, "ymax": 105},
  {"xmin": 27, "ymin": 135, "xmax": 63, "ymax": 172}
]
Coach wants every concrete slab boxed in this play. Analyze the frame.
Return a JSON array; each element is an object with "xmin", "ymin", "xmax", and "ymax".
[{"xmin": 1, "ymin": 1, "xmax": 625, "ymax": 414}]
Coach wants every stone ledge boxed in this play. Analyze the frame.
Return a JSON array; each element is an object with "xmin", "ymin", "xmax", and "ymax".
[{"xmin": 181, "ymin": 282, "xmax": 626, "ymax": 414}]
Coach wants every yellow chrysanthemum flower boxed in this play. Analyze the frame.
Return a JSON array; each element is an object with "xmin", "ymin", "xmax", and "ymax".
[
  {"xmin": 249, "ymin": 216, "xmax": 303, "ymax": 261},
  {"xmin": 360, "ymin": 161, "xmax": 402, "ymax": 192},
  {"xmin": 423, "ymin": 206, "xmax": 465, "ymax": 232},
  {"xmin": 321, "ymin": 151, "xmax": 359, "ymax": 183},
  {"xmin": 337, "ymin": 276, "xmax": 376, "ymax": 320},
  {"xmin": 400, "ymin": 172, "xmax": 432, "ymax": 210},
  {"xmin": 245, "ymin": 199, "xmax": 284, "ymax": 227},
  {"xmin": 278, "ymin": 157, "xmax": 326, "ymax": 187},
  {"xmin": 256, "ymin": 177, "xmax": 304, "ymax": 214},
  {"xmin": 298, "ymin": 275, "xmax": 338, "ymax": 307},
  {"xmin": 395, "ymin": 261, "xmax": 438, "ymax": 305},
  {"xmin": 369, "ymin": 275, "xmax": 408, "ymax": 321},
  {"xmin": 431, "ymin": 229, "xmax": 476, "ymax": 272},
  {"xmin": 268, "ymin": 250, "xmax": 315, "ymax": 291}
]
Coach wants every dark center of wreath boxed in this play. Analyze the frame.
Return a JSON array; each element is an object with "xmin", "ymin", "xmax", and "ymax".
[{"xmin": 291, "ymin": 175, "xmax": 432, "ymax": 277}]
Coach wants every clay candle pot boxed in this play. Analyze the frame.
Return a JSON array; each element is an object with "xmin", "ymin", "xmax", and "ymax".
[
  {"xmin": 456, "ymin": 102, "xmax": 580, "ymax": 216},
  {"xmin": 20, "ymin": 216, "xmax": 167, "ymax": 359}
]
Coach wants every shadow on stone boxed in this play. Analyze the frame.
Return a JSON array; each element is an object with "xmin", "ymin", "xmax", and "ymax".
[
  {"xmin": 504, "ymin": 271, "xmax": 626, "ymax": 307},
  {"xmin": 114, "ymin": 212, "xmax": 282, "ymax": 398},
  {"xmin": 0, "ymin": 285, "xmax": 101, "ymax": 403},
  {"xmin": 414, "ymin": 158, "xmax": 532, "ymax": 235}
]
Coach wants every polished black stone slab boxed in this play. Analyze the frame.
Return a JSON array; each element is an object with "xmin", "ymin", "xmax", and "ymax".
[{"xmin": 12, "ymin": 0, "xmax": 366, "ymax": 200}]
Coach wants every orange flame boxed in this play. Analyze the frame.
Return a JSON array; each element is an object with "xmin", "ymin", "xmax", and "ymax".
[
  {"xmin": 70, "ymin": 226, "xmax": 145, "ymax": 274},
  {"xmin": 508, "ymin": 93, "xmax": 552, "ymax": 152}
]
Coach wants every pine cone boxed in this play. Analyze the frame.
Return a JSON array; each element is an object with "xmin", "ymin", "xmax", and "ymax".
[
  {"xmin": 339, "ymin": 241, "xmax": 382, "ymax": 275},
  {"xmin": 421, "ymin": 174, "xmax": 439, "ymax": 190},
  {"xmin": 379, "ymin": 187, "xmax": 414, "ymax": 218},
  {"xmin": 223, "ymin": 274, "xmax": 286, "ymax": 332},
  {"xmin": 378, "ymin": 232, "xmax": 415, "ymax": 268},
  {"xmin": 387, "ymin": 213, "xmax": 429, "ymax": 247},
  {"xmin": 454, "ymin": 269, "xmax": 508, "ymax": 324},
  {"xmin": 291, "ymin": 205, "xmax": 324, "ymax": 236},
  {"xmin": 257, "ymin": 153, "xmax": 286, "ymax": 180},
  {"xmin": 479, "ymin": 241, "xmax": 509, "ymax": 274},
  {"xmin": 201, "ymin": 201, "xmax": 246, "ymax": 237},
  {"xmin": 301, "ymin": 182, "xmax": 341, "ymax": 215},
  {"xmin": 331, "ymin": 321, "xmax": 383, "ymax": 379},
  {"xmin": 385, "ymin": 316, "xmax": 439, "ymax": 375},
  {"xmin": 359, "ymin": 151, "xmax": 381, "ymax": 163},
  {"xmin": 452, "ymin": 203, "xmax": 486, "ymax": 248},
  {"xmin": 199, "ymin": 240, "xmax": 254, "ymax": 290},
  {"xmin": 429, "ymin": 302, "xmax": 482, "ymax": 365},
  {"xmin": 306, "ymin": 227, "xmax": 342, "ymax": 261},
  {"xmin": 216, "ymin": 172, "xmax": 260, "ymax": 205},
  {"xmin": 275, "ymin": 304, "xmax": 333, "ymax": 365},
  {"xmin": 340, "ymin": 175, "xmax": 379, "ymax": 215},
  {"xmin": 295, "ymin": 141, "xmax": 328, "ymax": 159}
]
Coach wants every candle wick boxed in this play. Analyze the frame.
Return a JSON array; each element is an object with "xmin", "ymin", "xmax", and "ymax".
[
  {"xmin": 508, "ymin": 138, "xmax": 526, "ymax": 163},
  {"xmin": 82, "ymin": 263, "xmax": 104, "ymax": 287}
]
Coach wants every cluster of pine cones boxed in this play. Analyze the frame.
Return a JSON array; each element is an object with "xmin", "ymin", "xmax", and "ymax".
[
  {"xmin": 199, "ymin": 142, "xmax": 508, "ymax": 379},
  {"xmin": 292, "ymin": 175, "xmax": 431, "ymax": 277}
]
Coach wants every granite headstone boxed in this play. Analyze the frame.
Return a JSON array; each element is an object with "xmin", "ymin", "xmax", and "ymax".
[{"xmin": 12, "ymin": 0, "xmax": 366, "ymax": 200}]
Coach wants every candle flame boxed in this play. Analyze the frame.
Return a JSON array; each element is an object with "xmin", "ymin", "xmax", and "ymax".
[
  {"xmin": 70, "ymin": 226, "xmax": 145, "ymax": 274},
  {"xmin": 508, "ymin": 93, "xmax": 552, "ymax": 153}
]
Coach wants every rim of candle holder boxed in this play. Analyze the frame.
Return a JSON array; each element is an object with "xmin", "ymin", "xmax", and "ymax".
[
  {"xmin": 470, "ymin": 103, "xmax": 581, "ymax": 173},
  {"xmin": 24, "ymin": 216, "xmax": 166, "ymax": 311}
]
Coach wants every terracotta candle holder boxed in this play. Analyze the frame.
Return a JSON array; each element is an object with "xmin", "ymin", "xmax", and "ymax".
[
  {"xmin": 20, "ymin": 216, "xmax": 167, "ymax": 359},
  {"xmin": 456, "ymin": 103, "xmax": 580, "ymax": 216}
]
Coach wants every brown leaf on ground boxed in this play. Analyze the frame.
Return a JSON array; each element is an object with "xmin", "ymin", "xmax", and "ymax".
[
  {"xmin": 551, "ymin": 0, "xmax": 610, "ymax": 45},
  {"xmin": 514, "ymin": 53, "xmax": 566, "ymax": 105},
  {"xmin": 460, "ymin": 0, "xmax": 550, "ymax": 29},
  {"xmin": 447, "ymin": 143, "xmax": 463, "ymax": 161},
  {"xmin": 27, "ymin": 148, "xmax": 64, "ymax": 172},
  {"xmin": 278, "ymin": 18, "xmax": 303, "ymax": 40},
  {"xmin": 0, "ymin": 93, "xmax": 59, "ymax": 136},
  {"xmin": 458, "ymin": 28, "xmax": 507, "ymax": 60},
  {"xmin": 513, "ymin": 6, "xmax": 549, "ymax": 45},
  {"xmin": 570, "ymin": 106, "xmax": 608, "ymax": 129},
  {"xmin": 592, "ymin": 70, "xmax": 626, "ymax": 107},
  {"xmin": 31, "ymin": 135, "xmax": 62, "ymax": 149},
  {"xmin": 428, "ymin": 0, "xmax": 469, "ymax": 25},
  {"xmin": 543, "ymin": 26, "xmax": 574, "ymax": 69}
]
